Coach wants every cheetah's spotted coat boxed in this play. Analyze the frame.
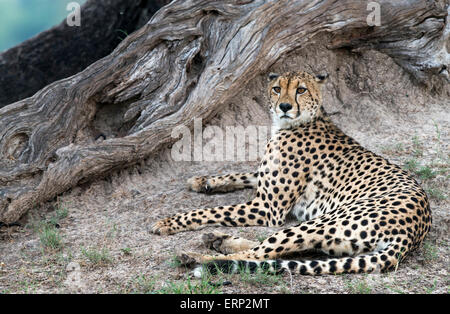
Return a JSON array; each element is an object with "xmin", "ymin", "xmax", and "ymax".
[{"xmin": 152, "ymin": 71, "xmax": 431, "ymax": 276}]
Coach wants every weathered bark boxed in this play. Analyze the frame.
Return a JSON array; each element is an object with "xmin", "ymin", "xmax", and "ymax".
[
  {"xmin": 0, "ymin": 0, "xmax": 448, "ymax": 224},
  {"xmin": 0, "ymin": 0, "xmax": 171, "ymax": 108}
]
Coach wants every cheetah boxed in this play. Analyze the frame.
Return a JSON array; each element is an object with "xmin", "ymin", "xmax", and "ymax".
[{"xmin": 152, "ymin": 71, "xmax": 431, "ymax": 276}]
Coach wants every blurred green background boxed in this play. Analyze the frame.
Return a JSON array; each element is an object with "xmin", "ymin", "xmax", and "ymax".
[{"xmin": 0, "ymin": 0, "xmax": 87, "ymax": 52}]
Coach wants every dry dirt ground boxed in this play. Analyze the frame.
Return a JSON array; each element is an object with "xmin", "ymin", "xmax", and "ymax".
[{"xmin": 0, "ymin": 43, "xmax": 449, "ymax": 294}]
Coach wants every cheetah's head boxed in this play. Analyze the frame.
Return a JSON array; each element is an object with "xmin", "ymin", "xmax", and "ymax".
[{"xmin": 268, "ymin": 71, "xmax": 328, "ymax": 132}]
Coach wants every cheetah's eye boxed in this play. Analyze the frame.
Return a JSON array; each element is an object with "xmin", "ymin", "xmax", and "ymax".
[
  {"xmin": 297, "ymin": 87, "xmax": 307, "ymax": 95},
  {"xmin": 272, "ymin": 87, "xmax": 281, "ymax": 94}
]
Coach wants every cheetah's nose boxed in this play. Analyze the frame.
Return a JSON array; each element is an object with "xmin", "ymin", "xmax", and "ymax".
[{"xmin": 279, "ymin": 103, "xmax": 292, "ymax": 113}]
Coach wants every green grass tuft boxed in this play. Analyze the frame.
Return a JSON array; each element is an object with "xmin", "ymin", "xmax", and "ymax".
[
  {"xmin": 39, "ymin": 225, "xmax": 63, "ymax": 250},
  {"xmin": 81, "ymin": 247, "xmax": 113, "ymax": 266}
]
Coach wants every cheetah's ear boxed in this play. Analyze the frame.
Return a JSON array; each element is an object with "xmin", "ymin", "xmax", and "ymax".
[
  {"xmin": 268, "ymin": 73, "xmax": 280, "ymax": 81},
  {"xmin": 315, "ymin": 73, "xmax": 329, "ymax": 84}
]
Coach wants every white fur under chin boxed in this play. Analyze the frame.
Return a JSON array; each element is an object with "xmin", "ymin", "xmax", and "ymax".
[{"xmin": 271, "ymin": 111, "xmax": 313, "ymax": 136}]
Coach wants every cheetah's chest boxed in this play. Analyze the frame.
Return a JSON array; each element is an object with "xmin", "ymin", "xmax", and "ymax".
[{"xmin": 291, "ymin": 183, "xmax": 323, "ymax": 222}]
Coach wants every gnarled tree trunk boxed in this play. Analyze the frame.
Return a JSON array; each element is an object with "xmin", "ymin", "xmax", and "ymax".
[{"xmin": 0, "ymin": 0, "xmax": 449, "ymax": 224}]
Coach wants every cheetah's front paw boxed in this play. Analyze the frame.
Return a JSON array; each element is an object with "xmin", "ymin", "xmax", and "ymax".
[
  {"xmin": 151, "ymin": 217, "xmax": 177, "ymax": 235},
  {"xmin": 202, "ymin": 232, "xmax": 232, "ymax": 253},
  {"xmin": 187, "ymin": 176, "xmax": 212, "ymax": 193},
  {"xmin": 177, "ymin": 252, "xmax": 202, "ymax": 267},
  {"xmin": 203, "ymin": 232, "xmax": 258, "ymax": 254},
  {"xmin": 177, "ymin": 251, "xmax": 217, "ymax": 266}
]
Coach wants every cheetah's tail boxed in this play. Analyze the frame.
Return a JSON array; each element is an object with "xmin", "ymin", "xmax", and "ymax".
[{"xmin": 192, "ymin": 244, "xmax": 404, "ymax": 277}]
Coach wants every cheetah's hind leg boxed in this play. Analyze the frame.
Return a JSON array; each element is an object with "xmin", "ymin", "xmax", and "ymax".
[
  {"xmin": 202, "ymin": 232, "xmax": 259, "ymax": 254},
  {"xmin": 187, "ymin": 172, "xmax": 257, "ymax": 193}
]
